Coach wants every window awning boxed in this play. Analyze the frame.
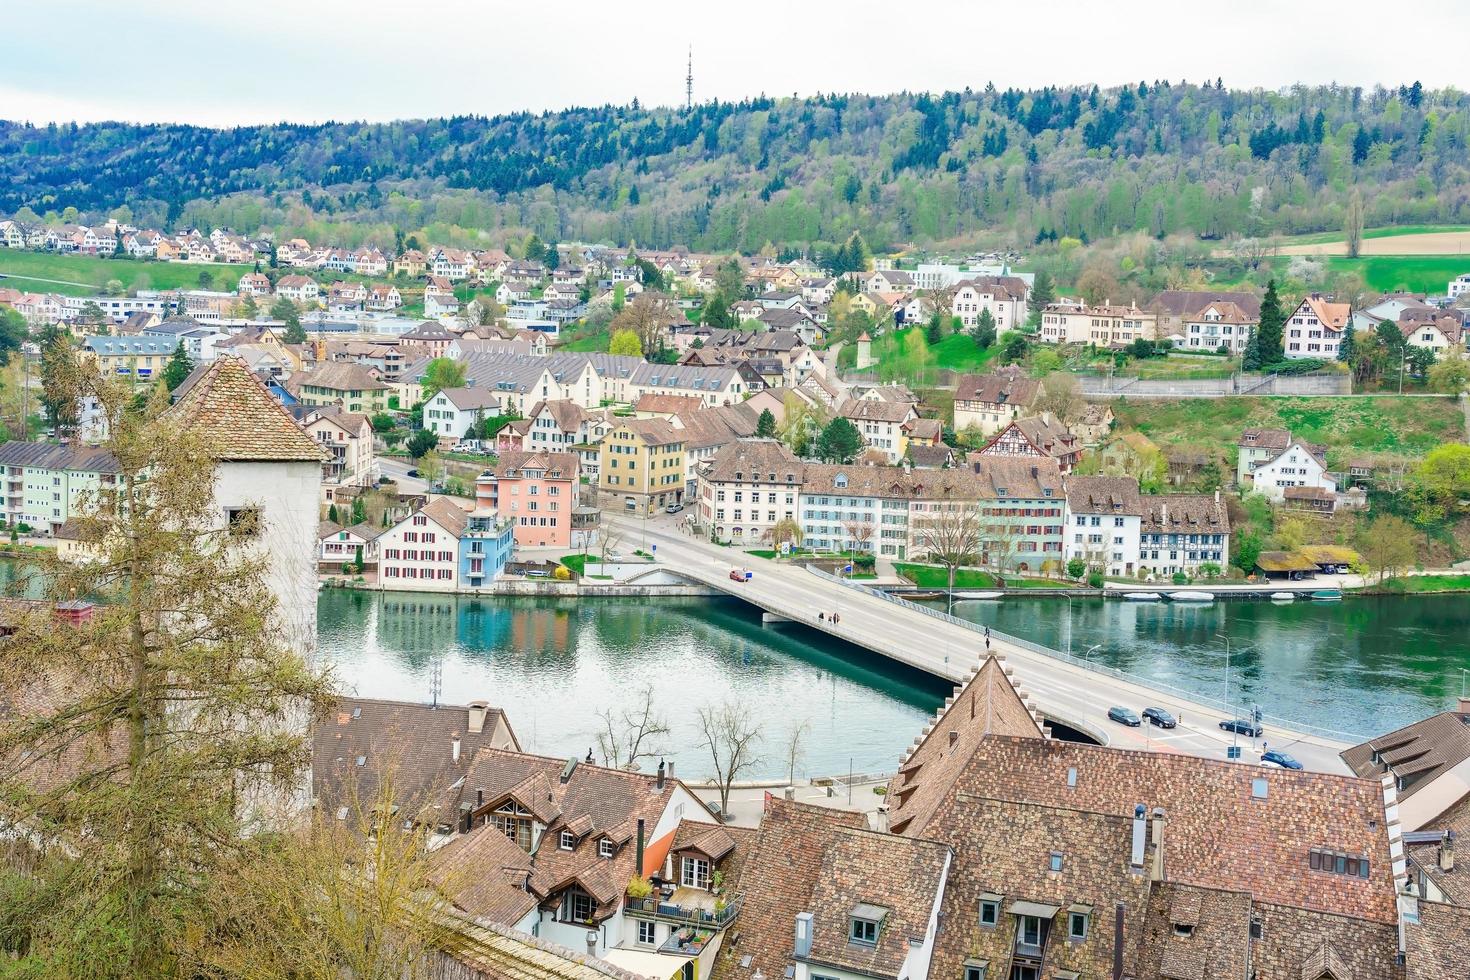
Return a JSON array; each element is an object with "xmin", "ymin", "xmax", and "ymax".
[
  {"xmin": 978, "ymin": 892, "xmax": 1004, "ymax": 903},
  {"xmin": 1067, "ymin": 903, "xmax": 1094, "ymax": 916},
  {"xmin": 851, "ymin": 902, "xmax": 890, "ymax": 921},
  {"xmin": 1009, "ymin": 900, "xmax": 1060, "ymax": 919}
]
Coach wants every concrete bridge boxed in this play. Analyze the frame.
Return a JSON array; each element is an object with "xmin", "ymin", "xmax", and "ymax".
[{"xmin": 609, "ymin": 515, "xmax": 1356, "ymax": 774}]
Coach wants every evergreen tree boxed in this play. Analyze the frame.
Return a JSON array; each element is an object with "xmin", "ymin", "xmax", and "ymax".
[
  {"xmin": 925, "ymin": 314, "xmax": 943, "ymax": 346},
  {"xmin": 815, "ymin": 417, "xmax": 865, "ymax": 463},
  {"xmin": 161, "ymin": 341, "xmax": 194, "ymax": 392},
  {"xmin": 328, "ymin": 503, "xmax": 340, "ymax": 524},
  {"xmin": 1254, "ymin": 279, "xmax": 1286, "ymax": 365},
  {"xmin": 975, "ymin": 308, "xmax": 997, "ymax": 349},
  {"xmin": 755, "ymin": 408, "xmax": 777, "ymax": 439},
  {"xmin": 1241, "ymin": 328, "xmax": 1263, "ymax": 371},
  {"xmin": 1338, "ymin": 324, "xmax": 1357, "ymax": 364},
  {"xmin": 351, "ymin": 495, "xmax": 367, "ymax": 525}
]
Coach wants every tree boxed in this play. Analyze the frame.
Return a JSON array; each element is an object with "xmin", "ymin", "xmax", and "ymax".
[
  {"xmin": 406, "ymin": 428, "xmax": 439, "ymax": 458},
  {"xmin": 783, "ymin": 718, "xmax": 810, "ymax": 787},
  {"xmin": 975, "ymin": 308, "xmax": 997, "ymax": 349},
  {"xmin": 755, "ymin": 408, "xmax": 777, "ymax": 439},
  {"xmin": 1355, "ymin": 514, "xmax": 1417, "ymax": 583},
  {"xmin": 417, "ymin": 449, "xmax": 445, "ymax": 487},
  {"xmin": 197, "ymin": 270, "xmax": 214, "ymax": 289},
  {"xmin": 0, "ymin": 306, "xmax": 25, "ymax": 367},
  {"xmin": 327, "ymin": 503, "xmax": 340, "ymax": 524},
  {"xmin": 161, "ymin": 341, "xmax": 194, "ymax": 392},
  {"xmin": 1027, "ymin": 270, "xmax": 1055, "ymax": 329},
  {"xmin": 1002, "ymin": 332, "xmax": 1030, "ymax": 363},
  {"xmin": 1338, "ymin": 323, "xmax": 1357, "ymax": 364},
  {"xmin": 1407, "ymin": 443, "xmax": 1470, "ymax": 527},
  {"xmin": 1066, "ymin": 556, "xmax": 1087, "ymax": 579},
  {"xmin": 1344, "ymin": 189, "xmax": 1366, "ymax": 259},
  {"xmin": 815, "ymin": 417, "xmax": 864, "ymax": 463},
  {"xmin": 0, "ymin": 368, "xmax": 334, "ymax": 974},
  {"xmin": 1076, "ymin": 266, "xmax": 1120, "ymax": 306},
  {"xmin": 39, "ymin": 328, "xmax": 82, "ymax": 438},
  {"xmin": 1241, "ymin": 327, "xmax": 1263, "ymax": 371},
  {"xmin": 841, "ymin": 518, "xmax": 875, "ymax": 562},
  {"xmin": 1035, "ymin": 372, "xmax": 1085, "ymax": 425},
  {"xmin": 593, "ymin": 683, "xmax": 670, "ymax": 771},
  {"xmin": 1428, "ymin": 346, "xmax": 1470, "ymax": 392},
  {"xmin": 778, "ymin": 392, "xmax": 824, "ymax": 457},
  {"xmin": 925, "ymin": 315, "xmax": 942, "ymax": 346},
  {"xmin": 766, "ymin": 516, "xmax": 802, "ymax": 554},
  {"xmin": 608, "ymin": 329, "xmax": 643, "ymax": 357},
  {"xmin": 610, "ymin": 291, "xmax": 679, "ymax": 356},
  {"xmin": 912, "ymin": 501, "xmax": 984, "ymax": 613},
  {"xmin": 1255, "ymin": 279, "xmax": 1286, "ymax": 365},
  {"xmin": 696, "ymin": 700, "xmax": 762, "ymax": 819},
  {"xmin": 351, "ymin": 495, "xmax": 368, "ymax": 525},
  {"xmin": 420, "ymin": 357, "xmax": 467, "ymax": 398},
  {"xmin": 271, "ymin": 297, "xmax": 305, "ymax": 344}
]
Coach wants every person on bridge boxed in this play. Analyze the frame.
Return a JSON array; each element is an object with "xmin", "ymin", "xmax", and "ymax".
[{"xmin": 819, "ymin": 612, "xmax": 825, "ymax": 622}]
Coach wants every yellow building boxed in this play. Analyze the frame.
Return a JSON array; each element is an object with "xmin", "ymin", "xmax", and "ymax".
[
  {"xmin": 292, "ymin": 362, "xmax": 391, "ymax": 414},
  {"xmin": 598, "ymin": 418, "xmax": 686, "ymax": 515},
  {"xmin": 79, "ymin": 335, "xmax": 181, "ymax": 381}
]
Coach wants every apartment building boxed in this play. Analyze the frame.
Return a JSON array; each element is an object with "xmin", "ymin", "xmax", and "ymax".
[
  {"xmin": 1064, "ymin": 475, "xmax": 1143, "ymax": 577},
  {"xmin": 1039, "ymin": 301, "xmax": 1157, "ymax": 347},
  {"xmin": 379, "ymin": 497, "xmax": 470, "ymax": 591},
  {"xmin": 1283, "ymin": 294, "xmax": 1350, "ymax": 359},
  {"xmin": 0, "ymin": 441, "xmax": 121, "ymax": 534},
  {"xmin": 598, "ymin": 419, "xmax": 686, "ymax": 515},
  {"xmin": 475, "ymin": 450, "xmax": 579, "ymax": 549},
  {"xmin": 1137, "ymin": 492, "xmax": 1231, "ymax": 577},
  {"xmin": 697, "ymin": 439, "xmax": 803, "ymax": 547}
]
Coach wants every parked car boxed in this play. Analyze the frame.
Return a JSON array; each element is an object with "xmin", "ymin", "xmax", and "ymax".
[
  {"xmin": 406, "ymin": 468, "xmax": 419, "ymax": 478},
  {"xmin": 1219, "ymin": 718, "xmax": 1263, "ymax": 738},
  {"xmin": 665, "ymin": 502, "xmax": 684, "ymax": 514},
  {"xmin": 1141, "ymin": 707, "xmax": 1176, "ymax": 729},
  {"xmin": 1261, "ymin": 749, "xmax": 1303, "ymax": 770},
  {"xmin": 1108, "ymin": 706, "xmax": 1141, "ymax": 727}
]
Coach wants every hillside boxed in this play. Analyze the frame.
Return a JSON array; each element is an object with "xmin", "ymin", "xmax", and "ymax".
[{"xmin": 5, "ymin": 81, "xmax": 1469, "ymax": 253}]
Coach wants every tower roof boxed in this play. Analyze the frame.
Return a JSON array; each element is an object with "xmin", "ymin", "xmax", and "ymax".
[{"xmin": 166, "ymin": 356, "xmax": 326, "ymax": 462}]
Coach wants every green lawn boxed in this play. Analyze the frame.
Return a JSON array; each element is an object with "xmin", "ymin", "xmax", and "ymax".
[
  {"xmin": 895, "ymin": 563, "xmax": 1081, "ymax": 589},
  {"xmin": 1112, "ymin": 395, "xmax": 1464, "ymax": 467},
  {"xmin": 0, "ymin": 251, "xmax": 252, "ymax": 293},
  {"xmin": 1259, "ymin": 254, "xmax": 1467, "ymax": 294},
  {"xmin": 560, "ymin": 554, "xmax": 589, "ymax": 575},
  {"xmin": 1372, "ymin": 574, "xmax": 1470, "ymax": 594}
]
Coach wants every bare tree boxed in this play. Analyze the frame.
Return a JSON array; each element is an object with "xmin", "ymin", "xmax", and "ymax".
[
  {"xmin": 784, "ymin": 718, "xmax": 810, "ymax": 787},
  {"xmin": 597, "ymin": 525, "xmax": 624, "ymax": 568},
  {"xmin": 911, "ymin": 499, "xmax": 983, "ymax": 613},
  {"xmin": 1344, "ymin": 189, "xmax": 1366, "ymax": 259},
  {"xmin": 842, "ymin": 518, "xmax": 875, "ymax": 566},
  {"xmin": 594, "ymin": 683, "xmax": 671, "ymax": 771},
  {"xmin": 982, "ymin": 513, "xmax": 1023, "ymax": 581},
  {"xmin": 1034, "ymin": 372, "xmax": 1086, "ymax": 426},
  {"xmin": 696, "ymin": 700, "xmax": 763, "ymax": 819},
  {"xmin": 1229, "ymin": 236, "xmax": 1269, "ymax": 270},
  {"xmin": 610, "ymin": 291, "xmax": 680, "ymax": 356}
]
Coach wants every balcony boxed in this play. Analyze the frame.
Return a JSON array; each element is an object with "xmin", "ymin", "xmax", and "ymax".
[{"xmin": 624, "ymin": 891, "xmax": 740, "ymax": 930}]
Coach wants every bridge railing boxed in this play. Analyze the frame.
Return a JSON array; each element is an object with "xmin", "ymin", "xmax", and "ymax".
[{"xmin": 802, "ymin": 565, "xmax": 1365, "ymax": 742}]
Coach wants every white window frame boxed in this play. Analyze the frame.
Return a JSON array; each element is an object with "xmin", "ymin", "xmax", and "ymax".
[
  {"xmin": 637, "ymin": 919, "xmax": 656, "ymax": 945},
  {"xmin": 680, "ymin": 855, "xmax": 711, "ymax": 890},
  {"xmin": 598, "ymin": 838, "xmax": 614, "ymax": 859},
  {"xmin": 559, "ymin": 830, "xmax": 575, "ymax": 851}
]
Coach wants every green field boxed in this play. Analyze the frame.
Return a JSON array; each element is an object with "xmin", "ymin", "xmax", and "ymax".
[
  {"xmin": 0, "ymin": 251, "xmax": 251, "ymax": 294},
  {"xmin": 1320, "ymin": 255, "xmax": 1467, "ymax": 293},
  {"xmin": 893, "ymin": 563, "xmax": 1080, "ymax": 589},
  {"xmin": 1112, "ymin": 395, "xmax": 1464, "ymax": 466}
]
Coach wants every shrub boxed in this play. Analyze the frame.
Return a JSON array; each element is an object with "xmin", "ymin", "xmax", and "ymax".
[
  {"xmin": 1067, "ymin": 557, "xmax": 1087, "ymax": 579},
  {"xmin": 1171, "ymin": 572, "xmax": 1190, "ymax": 585},
  {"xmin": 626, "ymin": 876, "xmax": 653, "ymax": 900},
  {"xmin": 1087, "ymin": 570, "xmax": 1104, "ymax": 589},
  {"xmin": 1199, "ymin": 562, "xmax": 1222, "ymax": 579}
]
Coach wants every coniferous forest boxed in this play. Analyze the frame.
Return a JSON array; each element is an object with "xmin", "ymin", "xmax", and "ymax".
[{"xmin": 3, "ymin": 80, "xmax": 1466, "ymax": 252}]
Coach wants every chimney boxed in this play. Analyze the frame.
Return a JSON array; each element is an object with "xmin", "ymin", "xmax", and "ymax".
[
  {"xmin": 467, "ymin": 700, "xmax": 489, "ymax": 735},
  {"xmin": 451, "ymin": 734, "xmax": 461, "ymax": 763},
  {"xmin": 586, "ymin": 930, "xmax": 598, "ymax": 957},
  {"xmin": 1129, "ymin": 804, "xmax": 1147, "ymax": 870},
  {"xmin": 666, "ymin": 760, "xmax": 675, "ymax": 780},
  {"xmin": 794, "ymin": 911, "xmax": 814, "ymax": 959},
  {"xmin": 1457, "ymin": 697, "xmax": 1470, "ymax": 719},
  {"xmin": 949, "ymin": 731, "xmax": 960, "ymax": 748},
  {"xmin": 635, "ymin": 818, "xmax": 645, "ymax": 878},
  {"xmin": 1441, "ymin": 830, "xmax": 1457, "ymax": 874},
  {"xmin": 1150, "ymin": 807, "xmax": 1166, "ymax": 882},
  {"xmin": 458, "ymin": 802, "xmax": 472, "ymax": 834},
  {"xmin": 656, "ymin": 758, "xmax": 666, "ymax": 791},
  {"xmin": 476, "ymin": 788, "xmax": 484, "ymax": 807}
]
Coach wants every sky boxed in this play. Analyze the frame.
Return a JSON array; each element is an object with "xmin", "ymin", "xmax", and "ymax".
[{"xmin": 3, "ymin": 1, "xmax": 1467, "ymax": 127}]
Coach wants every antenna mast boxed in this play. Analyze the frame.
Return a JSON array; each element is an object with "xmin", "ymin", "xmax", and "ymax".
[{"xmin": 685, "ymin": 46, "xmax": 693, "ymax": 111}]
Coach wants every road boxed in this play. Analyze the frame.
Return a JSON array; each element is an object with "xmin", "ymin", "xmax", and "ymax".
[
  {"xmin": 377, "ymin": 456, "xmax": 428, "ymax": 494},
  {"xmin": 605, "ymin": 512, "xmax": 1354, "ymax": 775}
]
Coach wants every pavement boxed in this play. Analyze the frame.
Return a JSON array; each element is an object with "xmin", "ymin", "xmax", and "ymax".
[
  {"xmin": 377, "ymin": 456, "xmax": 428, "ymax": 494},
  {"xmin": 604, "ymin": 512, "xmax": 1357, "ymax": 776}
]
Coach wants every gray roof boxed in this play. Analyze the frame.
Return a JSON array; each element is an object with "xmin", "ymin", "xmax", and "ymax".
[
  {"xmin": 0, "ymin": 441, "xmax": 122, "ymax": 474},
  {"xmin": 82, "ymin": 336, "xmax": 179, "ymax": 357},
  {"xmin": 630, "ymin": 362, "xmax": 740, "ymax": 393}
]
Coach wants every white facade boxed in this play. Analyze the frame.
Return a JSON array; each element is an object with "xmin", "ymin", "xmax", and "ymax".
[
  {"xmin": 1250, "ymin": 441, "xmax": 1337, "ymax": 503},
  {"xmin": 379, "ymin": 509, "xmax": 462, "ymax": 591},
  {"xmin": 1449, "ymin": 273, "xmax": 1470, "ymax": 300},
  {"xmin": 951, "ymin": 282, "xmax": 1027, "ymax": 333},
  {"xmin": 1065, "ymin": 510, "xmax": 1141, "ymax": 578},
  {"xmin": 423, "ymin": 390, "xmax": 502, "ymax": 440}
]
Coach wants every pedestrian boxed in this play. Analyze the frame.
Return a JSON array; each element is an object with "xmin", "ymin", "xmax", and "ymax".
[
  {"xmin": 819, "ymin": 611, "xmax": 825, "ymax": 621},
  {"xmin": 985, "ymin": 637, "xmax": 990, "ymax": 650},
  {"xmin": 984, "ymin": 626, "xmax": 991, "ymax": 639}
]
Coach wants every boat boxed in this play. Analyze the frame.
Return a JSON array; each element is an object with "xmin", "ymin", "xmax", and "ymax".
[
  {"xmin": 1168, "ymin": 592, "xmax": 1216, "ymax": 602},
  {"xmin": 899, "ymin": 591, "xmax": 945, "ymax": 601},
  {"xmin": 953, "ymin": 591, "xmax": 1004, "ymax": 600},
  {"xmin": 1270, "ymin": 591, "xmax": 1295, "ymax": 601},
  {"xmin": 1124, "ymin": 592, "xmax": 1164, "ymax": 602},
  {"xmin": 1311, "ymin": 588, "xmax": 1343, "ymax": 601}
]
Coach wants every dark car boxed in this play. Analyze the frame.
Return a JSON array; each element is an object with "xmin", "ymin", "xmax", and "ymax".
[
  {"xmin": 1142, "ymin": 707, "xmax": 1176, "ymax": 729},
  {"xmin": 1108, "ymin": 706, "xmax": 1141, "ymax": 727},
  {"xmin": 1219, "ymin": 718, "xmax": 1263, "ymax": 738},
  {"xmin": 406, "ymin": 468, "xmax": 419, "ymax": 478},
  {"xmin": 1261, "ymin": 749, "xmax": 1303, "ymax": 770}
]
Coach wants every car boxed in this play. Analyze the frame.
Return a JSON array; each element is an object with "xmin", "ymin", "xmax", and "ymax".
[
  {"xmin": 1261, "ymin": 749, "xmax": 1303, "ymax": 770},
  {"xmin": 1219, "ymin": 718, "xmax": 1263, "ymax": 738},
  {"xmin": 665, "ymin": 502, "xmax": 684, "ymax": 514},
  {"xmin": 406, "ymin": 468, "xmax": 419, "ymax": 478},
  {"xmin": 729, "ymin": 568, "xmax": 749, "ymax": 582},
  {"xmin": 1141, "ymin": 707, "xmax": 1176, "ymax": 729},
  {"xmin": 1108, "ymin": 706, "xmax": 1141, "ymax": 727}
]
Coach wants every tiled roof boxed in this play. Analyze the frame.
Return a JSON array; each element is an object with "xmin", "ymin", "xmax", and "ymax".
[
  {"xmin": 1139, "ymin": 494, "xmax": 1231, "ymax": 535},
  {"xmin": 1133, "ymin": 883, "xmax": 1252, "ymax": 980},
  {"xmin": 495, "ymin": 451, "xmax": 580, "ymax": 481},
  {"xmin": 674, "ymin": 404, "xmax": 759, "ymax": 451},
  {"xmin": 529, "ymin": 399, "xmax": 590, "ymax": 434},
  {"xmin": 955, "ymin": 372, "xmax": 1041, "ymax": 407},
  {"xmin": 0, "ymin": 441, "xmax": 121, "ymax": 474},
  {"xmin": 613, "ymin": 418, "xmax": 684, "ymax": 447},
  {"xmin": 301, "ymin": 361, "xmax": 390, "ymax": 393},
  {"xmin": 1065, "ymin": 476, "xmax": 1142, "ymax": 515},
  {"xmin": 1342, "ymin": 707, "xmax": 1470, "ymax": 809},
  {"xmin": 429, "ymin": 820, "xmax": 537, "ymax": 925},
  {"xmin": 633, "ymin": 393, "xmax": 704, "ymax": 416},
  {"xmin": 701, "ymin": 439, "xmax": 804, "ymax": 485},
  {"xmin": 838, "ymin": 398, "xmax": 914, "ymax": 424},
  {"xmin": 1406, "ymin": 900, "xmax": 1470, "ymax": 980},
  {"xmin": 1148, "ymin": 289, "xmax": 1263, "ymax": 318},
  {"xmin": 438, "ymin": 387, "xmax": 504, "ymax": 412},
  {"xmin": 165, "ymin": 357, "xmax": 327, "ymax": 462},
  {"xmin": 416, "ymin": 497, "xmax": 470, "ymax": 538}
]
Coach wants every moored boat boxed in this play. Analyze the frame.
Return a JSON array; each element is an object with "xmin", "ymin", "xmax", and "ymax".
[
  {"xmin": 1168, "ymin": 591, "xmax": 1215, "ymax": 602},
  {"xmin": 1124, "ymin": 592, "xmax": 1164, "ymax": 601},
  {"xmin": 1271, "ymin": 591, "xmax": 1295, "ymax": 601},
  {"xmin": 1311, "ymin": 588, "xmax": 1343, "ymax": 601},
  {"xmin": 954, "ymin": 591, "xmax": 1004, "ymax": 600}
]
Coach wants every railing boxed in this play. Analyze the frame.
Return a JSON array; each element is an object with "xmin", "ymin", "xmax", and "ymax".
[
  {"xmin": 802, "ymin": 565, "xmax": 1365, "ymax": 742},
  {"xmin": 624, "ymin": 894, "xmax": 740, "ymax": 928}
]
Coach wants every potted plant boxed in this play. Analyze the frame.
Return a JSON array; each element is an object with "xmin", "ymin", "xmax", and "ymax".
[{"xmin": 626, "ymin": 876, "xmax": 653, "ymax": 902}]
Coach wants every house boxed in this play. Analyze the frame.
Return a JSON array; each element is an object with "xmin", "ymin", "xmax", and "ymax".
[
  {"xmin": 1448, "ymin": 273, "xmax": 1470, "ymax": 300},
  {"xmin": 296, "ymin": 362, "xmax": 392, "ymax": 415},
  {"xmin": 424, "ymin": 291, "xmax": 461, "ymax": 320},
  {"xmin": 393, "ymin": 249, "xmax": 426, "ymax": 278},
  {"xmin": 1342, "ymin": 696, "xmax": 1470, "ymax": 833},
  {"xmin": 475, "ymin": 450, "xmax": 579, "ymax": 549},
  {"xmin": 1038, "ymin": 301, "xmax": 1158, "ymax": 347},
  {"xmin": 865, "ymin": 268, "xmax": 915, "ymax": 294},
  {"xmin": 524, "ymin": 399, "xmax": 600, "ymax": 454},
  {"xmin": 697, "ymin": 439, "xmax": 804, "ymax": 547},
  {"xmin": 298, "ymin": 405, "xmax": 377, "ymax": 499},
  {"xmin": 599, "ymin": 419, "xmax": 686, "ymax": 515},
  {"xmin": 1074, "ymin": 403, "xmax": 1114, "ymax": 445},
  {"xmin": 379, "ymin": 497, "xmax": 470, "ymax": 591},
  {"xmin": 976, "ymin": 415, "xmax": 1082, "ymax": 473},
  {"xmin": 630, "ymin": 363, "xmax": 745, "ymax": 408},
  {"xmin": 400, "ymin": 323, "xmax": 458, "ymax": 358},
  {"xmin": 140, "ymin": 319, "xmax": 226, "ymax": 362},
  {"xmin": 839, "ymin": 398, "xmax": 917, "ymax": 464},
  {"xmin": 1249, "ymin": 438, "xmax": 1336, "ymax": 504},
  {"xmin": 423, "ymin": 387, "xmax": 504, "ymax": 441},
  {"xmin": 353, "ymin": 248, "xmax": 388, "ymax": 277},
  {"xmin": 237, "ymin": 272, "xmax": 272, "ymax": 297},
  {"xmin": 81, "ymin": 335, "xmax": 182, "ymax": 380},
  {"xmin": 367, "ymin": 284, "xmax": 403, "ymax": 311},
  {"xmin": 1137, "ymin": 492, "xmax": 1230, "ymax": 576},
  {"xmin": 1180, "ymin": 301, "xmax": 1256, "ymax": 353},
  {"xmin": 1146, "ymin": 289, "xmax": 1262, "ymax": 338},
  {"xmin": 0, "ymin": 442, "xmax": 122, "ymax": 535},
  {"xmin": 953, "ymin": 369, "xmax": 1040, "ymax": 438},
  {"xmin": 1065, "ymin": 475, "xmax": 1142, "ymax": 577},
  {"xmin": 1402, "ymin": 313, "xmax": 1464, "ymax": 355},
  {"xmin": 317, "ymin": 520, "xmax": 382, "ymax": 569},
  {"xmin": 274, "ymin": 275, "xmax": 320, "ymax": 304},
  {"xmin": 713, "ymin": 797, "xmax": 950, "ymax": 980},
  {"xmin": 1283, "ymin": 294, "xmax": 1350, "ymax": 360},
  {"xmin": 428, "ymin": 247, "xmax": 473, "ymax": 281},
  {"xmin": 950, "ymin": 276, "xmax": 1029, "ymax": 333}
]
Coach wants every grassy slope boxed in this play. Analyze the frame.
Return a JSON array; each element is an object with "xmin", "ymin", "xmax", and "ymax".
[
  {"xmin": 1274, "ymin": 225, "xmax": 1470, "ymax": 247},
  {"xmin": 1112, "ymin": 395, "xmax": 1464, "ymax": 466},
  {"xmin": 1255, "ymin": 253, "xmax": 1467, "ymax": 293},
  {"xmin": 0, "ymin": 251, "xmax": 250, "ymax": 293}
]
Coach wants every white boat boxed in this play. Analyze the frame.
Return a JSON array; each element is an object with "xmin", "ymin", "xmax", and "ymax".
[
  {"xmin": 1271, "ymin": 591, "xmax": 1295, "ymax": 601},
  {"xmin": 953, "ymin": 591, "xmax": 1004, "ymax": 600},
  {"xmin": 1168, "ymin": 591, "xmax": 1215, "ymax": 602},
  {"xmin": 1124, "ymin": 592, "xmax": 1164, "ymax": 601}
]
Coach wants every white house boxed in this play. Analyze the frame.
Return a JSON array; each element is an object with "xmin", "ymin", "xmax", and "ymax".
[
  {"xmin": 1283, "ymin": 295, "xmax": 1350, "ymax": 360},
  {"xmin": 1449, "ymin": 273, "xmax": 1470, "ymax": 300},
  {"xmin": 950, "ymin": 277, "xmax": 1028, "ymax": 333},
  {"xmin": 274, "ymin": 275, "xmax": 319, "ymax": 304},
  {"xmin": 1181, "ymin": 301, "xmax": 1256, "ymax": 353},
  {"xmin": 318, "ymin": 520, "xmax": 381, "ymax": 568},
  {"xmin": 379, "ymin": 497, "xmax": 469, "ymax": 591},
  {"xmin": 1249, "ymin": 438, "xmax": 1336, "ymax": 503},
  {"xmin": 1064, "ymin": 476, "xmax": 1142, "ymax": 578},
  {"xmin": 424, "ymin": 291, "xmax": 461, "ymax": 320},
  {"xmin": 423, "ymin": 387, "xmax": 504, "ymax": 440}
]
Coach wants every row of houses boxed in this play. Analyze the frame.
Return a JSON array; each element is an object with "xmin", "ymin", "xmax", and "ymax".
[{"xmin": 311, "ymin": 655, "xmax": 1470, "ymax": 980}]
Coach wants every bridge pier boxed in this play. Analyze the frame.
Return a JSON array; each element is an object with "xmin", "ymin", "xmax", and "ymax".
[{"xmin": 761, "ymin": 612, "xmax": 793, "ymax": 625}]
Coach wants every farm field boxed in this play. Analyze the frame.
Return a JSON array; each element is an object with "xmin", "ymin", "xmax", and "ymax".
[
  {"xmin": 1111, "ymin": 395, "xmax": 1465, "ymax": 467},
  {"xmin": 1277, "ymin": 229, "xmax": 1470, "ymax": 256},
  {"xmin": 0, "ymin": 250, "xmax": 251, "ymax": 293}
]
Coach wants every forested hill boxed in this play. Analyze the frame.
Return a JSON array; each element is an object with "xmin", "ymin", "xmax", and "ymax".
[{"xmin": 4, "ymin": 81, "xmax": 1468, "ymax": 253}]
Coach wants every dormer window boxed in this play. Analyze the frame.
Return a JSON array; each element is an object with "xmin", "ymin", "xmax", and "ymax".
[
  {"xmin": 978, "ymin": 894, "xmax": 1001, "ymax": 927},
  {"xmin": 598, "ymin": 838, "xmax": 614, "ymax": 859},
  {"xmin": 559, "ymin": 830, "xmax": 575, "ymax": 850},
  {"xmin": 848, "ymin": 903, "xmax": 886, "ymax": 947}
]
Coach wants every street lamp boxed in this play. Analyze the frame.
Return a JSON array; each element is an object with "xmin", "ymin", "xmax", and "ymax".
[{"xmin": 1216, "ymin": 632, "xmax": 1254, "ymax": 756}]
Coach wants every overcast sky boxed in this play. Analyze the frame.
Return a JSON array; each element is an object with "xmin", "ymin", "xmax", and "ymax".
[{"xmin": 4, "ymin": 1, "xmax": 1465, "ymax": 127}]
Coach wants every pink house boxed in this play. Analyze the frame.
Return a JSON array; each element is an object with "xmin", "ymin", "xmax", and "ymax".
[
  {"xmin": 493, "ymin": 418, "xmax": 531, "ymax": 453},
  {"xmin": 475, "ymin": 450, "xmax": 579, "ymax": 549}
]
